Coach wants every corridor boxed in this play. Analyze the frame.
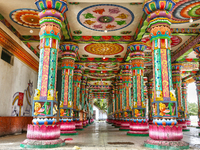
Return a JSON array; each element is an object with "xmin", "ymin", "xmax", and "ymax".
[{"xmin": 0, "ymin": 122, "xmax": 200, "ymax": 149}]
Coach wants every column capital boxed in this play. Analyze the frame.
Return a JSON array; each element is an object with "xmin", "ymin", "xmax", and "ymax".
[
  {"xmin": 171, "ymin": 62, "xmax": 183, "ymax": 71},
  {"xmin": 60, "ymin": 42, "xmax": 79, "ymax": 53},
  {"xmin": 35, "ymin": 0, "xmax": 68, "ymax": 14},
  {"xmin": 143, "ymin": 0, "xmax": 176, "ymax": 15},
  {"xmin": 75, "ymin": 63, "xmax": 84, "ymax": 70},
  {"xmin": 128, "ymin": 42, "xmax": 147, "ymax": 52},
  {"xmin": 120, "ymin": 63, "xmax": 132, "ymax": 70}
]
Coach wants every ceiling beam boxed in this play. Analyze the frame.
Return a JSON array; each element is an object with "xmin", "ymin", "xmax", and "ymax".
[{"xmin": 172, "ymin": 35, "xmax": 200, "ymax": 62}]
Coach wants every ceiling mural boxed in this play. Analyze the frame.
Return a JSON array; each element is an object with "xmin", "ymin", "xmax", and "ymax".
[
  {"xmin": 85, "ymin": 62, "xmax": 119, "ymax": 70},
  {"xmin": 77, "ymin": 4, "xmax": 134, "ymax": 32},
  {"xmin": 84, "ymin": 43, "xmax": 124, "ymax": 56},
  {"xmin": 171, "ymin": 0, "xmax": 200, "ymax": 23},
  {"xmin": 9, "ymin": 9, "xmax": 40, "ymax": 28}
]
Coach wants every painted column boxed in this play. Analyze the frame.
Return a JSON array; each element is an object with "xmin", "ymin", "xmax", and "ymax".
[
  {"xmin": 21, "ymin": 0, "xmax": 68, "ymax": 148},
  {"xmin": 172, "ymin": 63, "xmax": 187, "ymax": 131},
  {"xmin": 147, "ymin": 81, "xmax": 154, "ymax": 124},
  {"xmin": 127, "ymin": 42, "xmax": 148, "ymax": 136},
  {"xmin": 80, "ymin": 75, "xmax": 87, "ymax": 125},
  {"xmin": 83, "ymin": 83, "xmax": 90, "ymax": 127},
  {"xmin": 59, "ymin": 42, "xmax": 79, "ymax": 136},
  {"xmin": 193, "ymin": 44, "xmax": 200, "ymax": 129},
  {"xmin": 119, "ymin": 63, "xmax": 132, "ymax": 131},
  {"xmin": 73, "ymin": 63, "xmax": 84, "ymax": 130},
  {"xmin": 119, "ymin": 76, "xmax": 123, "ymax": 120},
  {"xmin": 143, "ymin": 1, "xmax": 188, "ymax": 148},
  {"xmin": 182, "ymin": 80, "xmax": 190, "ymax": 131},
  {"xmin": 144, "ymin": 77, "xmax": 148, "ymax": 117}
]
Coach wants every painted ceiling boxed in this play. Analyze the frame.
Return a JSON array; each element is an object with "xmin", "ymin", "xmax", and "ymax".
[{"xmin": 0, "ymin": 0, "xmax": 200, "ymax": 90}]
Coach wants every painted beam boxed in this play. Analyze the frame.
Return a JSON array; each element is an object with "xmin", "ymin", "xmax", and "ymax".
[{"xmin": 172, "ymin": 35, "xmax": 200, "ymax": 62}]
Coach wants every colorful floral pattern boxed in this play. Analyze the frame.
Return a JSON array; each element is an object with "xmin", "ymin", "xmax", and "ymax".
[
  {"xmin": 10, "ymin": 9, "xmax": 40, "ymax": 28},
  {"xmin": 77, "ymin": 4, "xmax": 134, "ymax": 32}
]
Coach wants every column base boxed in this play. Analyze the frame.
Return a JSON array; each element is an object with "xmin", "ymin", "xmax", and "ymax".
[
  {"xmin": 20, "ymin": 138, "xmax": 65, "ymax": 149},
  {"xmin": 75, "ymin": 128, "xmax": 84, "ymax": 131},
  {"xmin": 119, "ymin": 128, "xmax": 130, "ymax": 131},
  {"xmin": 182, "ymin": 128, "xmax": 190, "ymax": 132},
  {"xmin": 144, "ymin": 139, "xmax": 189, "ymax": 149},
  {"xmin": 119, "ymin": 121, "xmax": 130, "ymax": 131},
  {"xmin": 61, "ymin": 131, "xmax": 78, "ymax": 136},
  {"xmin": 127, "ymin": 131, "xmax": 149, "ymax": 136}
]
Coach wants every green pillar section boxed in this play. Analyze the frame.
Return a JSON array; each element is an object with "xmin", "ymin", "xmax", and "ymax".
[
  {"xmin": 147, "ymin": 81, "xmax": 154, "ymax": 120},
  {"xmin": 73, "ymin": 63, "xmax": 84, "ymax": 111},
  {"xmin": 80, "ymin": 75, "xmax": 87, "ymax": 110},
  {"xmin": 59, "ymin": 42, "xmax": 78, "ymax": 120},
  {"xmin": 120, "ymin": 63, "xmax": 132, "ymax": 119},
  {"xmin": 118, "ymin": 76, "xmax": 123, "ymax": 114},
  {"xmin": 193, "ymin": 44, "xmax": 200, "ymax": 124},
  {"xmin": 154, "ymin": 48, "xmax": 162, "ymax": 93},
  {"xmin": 112, "ymin": 89, "xmax": 115, "ymax": 114},
  {"xmin": 182, "ymin": 81, "xmax": 188, "ymax": 119},
  {"xmin": 48, "ymin": 48, "xmax": 57, "ymax": 93},
  {"xmin": 167, "ymin": 49, "xmax": 173, "ymax": 92},
  {"xmin": 172, "ymin": 63, "xmax": 184, "ymax": 119},
  {"xmin": 128, "ymin": 42, "xmax": 146, "ymax": 119}
]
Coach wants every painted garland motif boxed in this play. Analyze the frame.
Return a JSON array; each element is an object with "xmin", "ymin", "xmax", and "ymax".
[
  {"xmin": 141, "ymin": 36, "xmax": 182, "ymax": 50},
  {"xmin": 77, "ymin": 4, "xmax": 134, "ymax": 32},
  {"xmin": 10, "ymin": 9, "xmax": 40, "ymax": 28},
  {"xmin": 171, "ymin": 0, "xmax": 200, "ymax": 23},
  {"xmin": 85, "ymin": 62, "xmax": 118, "ymax": 70},
  {"xmin": 85, "ymin": 43, "xmax": 124, "ymax": 55}
]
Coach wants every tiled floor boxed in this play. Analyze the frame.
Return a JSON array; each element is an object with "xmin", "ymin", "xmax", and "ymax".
[{"xmin": 0, "ymin": 121, "xmax": 200, "ymax": 149}]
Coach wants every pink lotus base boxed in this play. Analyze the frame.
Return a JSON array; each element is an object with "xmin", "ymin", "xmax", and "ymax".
[
  {"xmin": 57, "ymin": 122, "xmax": 77, "ymax": 135},
  {"xmin": 149, "ymin": 125, "xmax": 183, "ymax": 141},
  {"xmin": 83, "ymin": 121, "xmax": 87, "ymax": 127},
  {"xmin": 127, "ymin": 122, "xmax": 149, "ymax": 136},
  {"xmin": 119, "ymin": 121, "xmax": 130, "ymax": 130},
  {"xmin": 177, "ymin": 120, "xmax": 187, "ymax": 130},
  {"xmin": 128, "ymin": 130, "xmax": 149, "ymax": 135},
  {"xmin": 115, "ymin": 120, "xmax": 121, "ymax": 127},
  {"xmin": 61, "ymin": 130, "xmax": 77, "ymax": 134},
  {"xmin": 75, "ymin": 121, "xmax": 83, "ymax": 129},
  {"xmin": 148, "ymin": 120, "xmax": 153, "ymax": 125},
  {"xmin": 144, "ymin": 139, "xmax": 189, "ymax": 149},
  {"xmin": 27, "ymin": 124, "xmax": 60, "ymax": 140},
  {"xmin": 186, "ymin": 120, "xmax": 191, "ymax": 126},
  {"xmin": 20, "ymin": 138, "xmax": 65, "ymax": 148}
]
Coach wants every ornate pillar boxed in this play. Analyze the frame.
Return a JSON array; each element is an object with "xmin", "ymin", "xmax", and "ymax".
[
  {"xmin": 182, "ymin": 80, "xmax": 190, "ymax": 131},
  {"xmin": 127, "ymin": 42, "xmax": 148, "ymax": 136},
  {"xmin": 147, "ymin": 81, "xmax": 154, "ymax": 124},
  {"xmin": 172, "ymin": 63, "xmax": 187, "ymax": 131},
  {"xmin": 119, "ymin": 75, "xmax": 123, "ymax": 120},
  {"xmin": 83, "ymin": 83, "xmax": 90, "ymax": 127},
  {"xmin": 114, "ymin": 76, "xmax": 121, "ymax": 128},
  {"xmin": 80, "ymin": 75, "xmax": 87, "ymax": 126},
  {"xmin": 193, "ymin": 44, "xmax": 200, "ymax": 129},
  {"xmin": 119, "ymin": 63, "xmax": 132, "ymax": 131},
  {"xmin": 21, "ymin": 0, "xmax": 68, "ymax": 148},
  {"xmin": 144, "ymin": 77, "xmax": 148, "ymax": 116},
  {"xmin": 143, "ymin": 0, "xmax": 188, "ymax": 148},
  {"xmin": 73, "ymin": 63, "xmax": 84, "ymax": 130},
  {"xmin": 59, "ymin": 42, "xmax": 78, "ymax": 136}
]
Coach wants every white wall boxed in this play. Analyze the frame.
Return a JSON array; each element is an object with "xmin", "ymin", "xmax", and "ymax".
[
  {"xmin": 0, "ymin": 46, "xmax": 38, "ymax": 116},
  {"xmin": 93, "ymin": 105, "xmax": 107, "ymax": 120}
]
